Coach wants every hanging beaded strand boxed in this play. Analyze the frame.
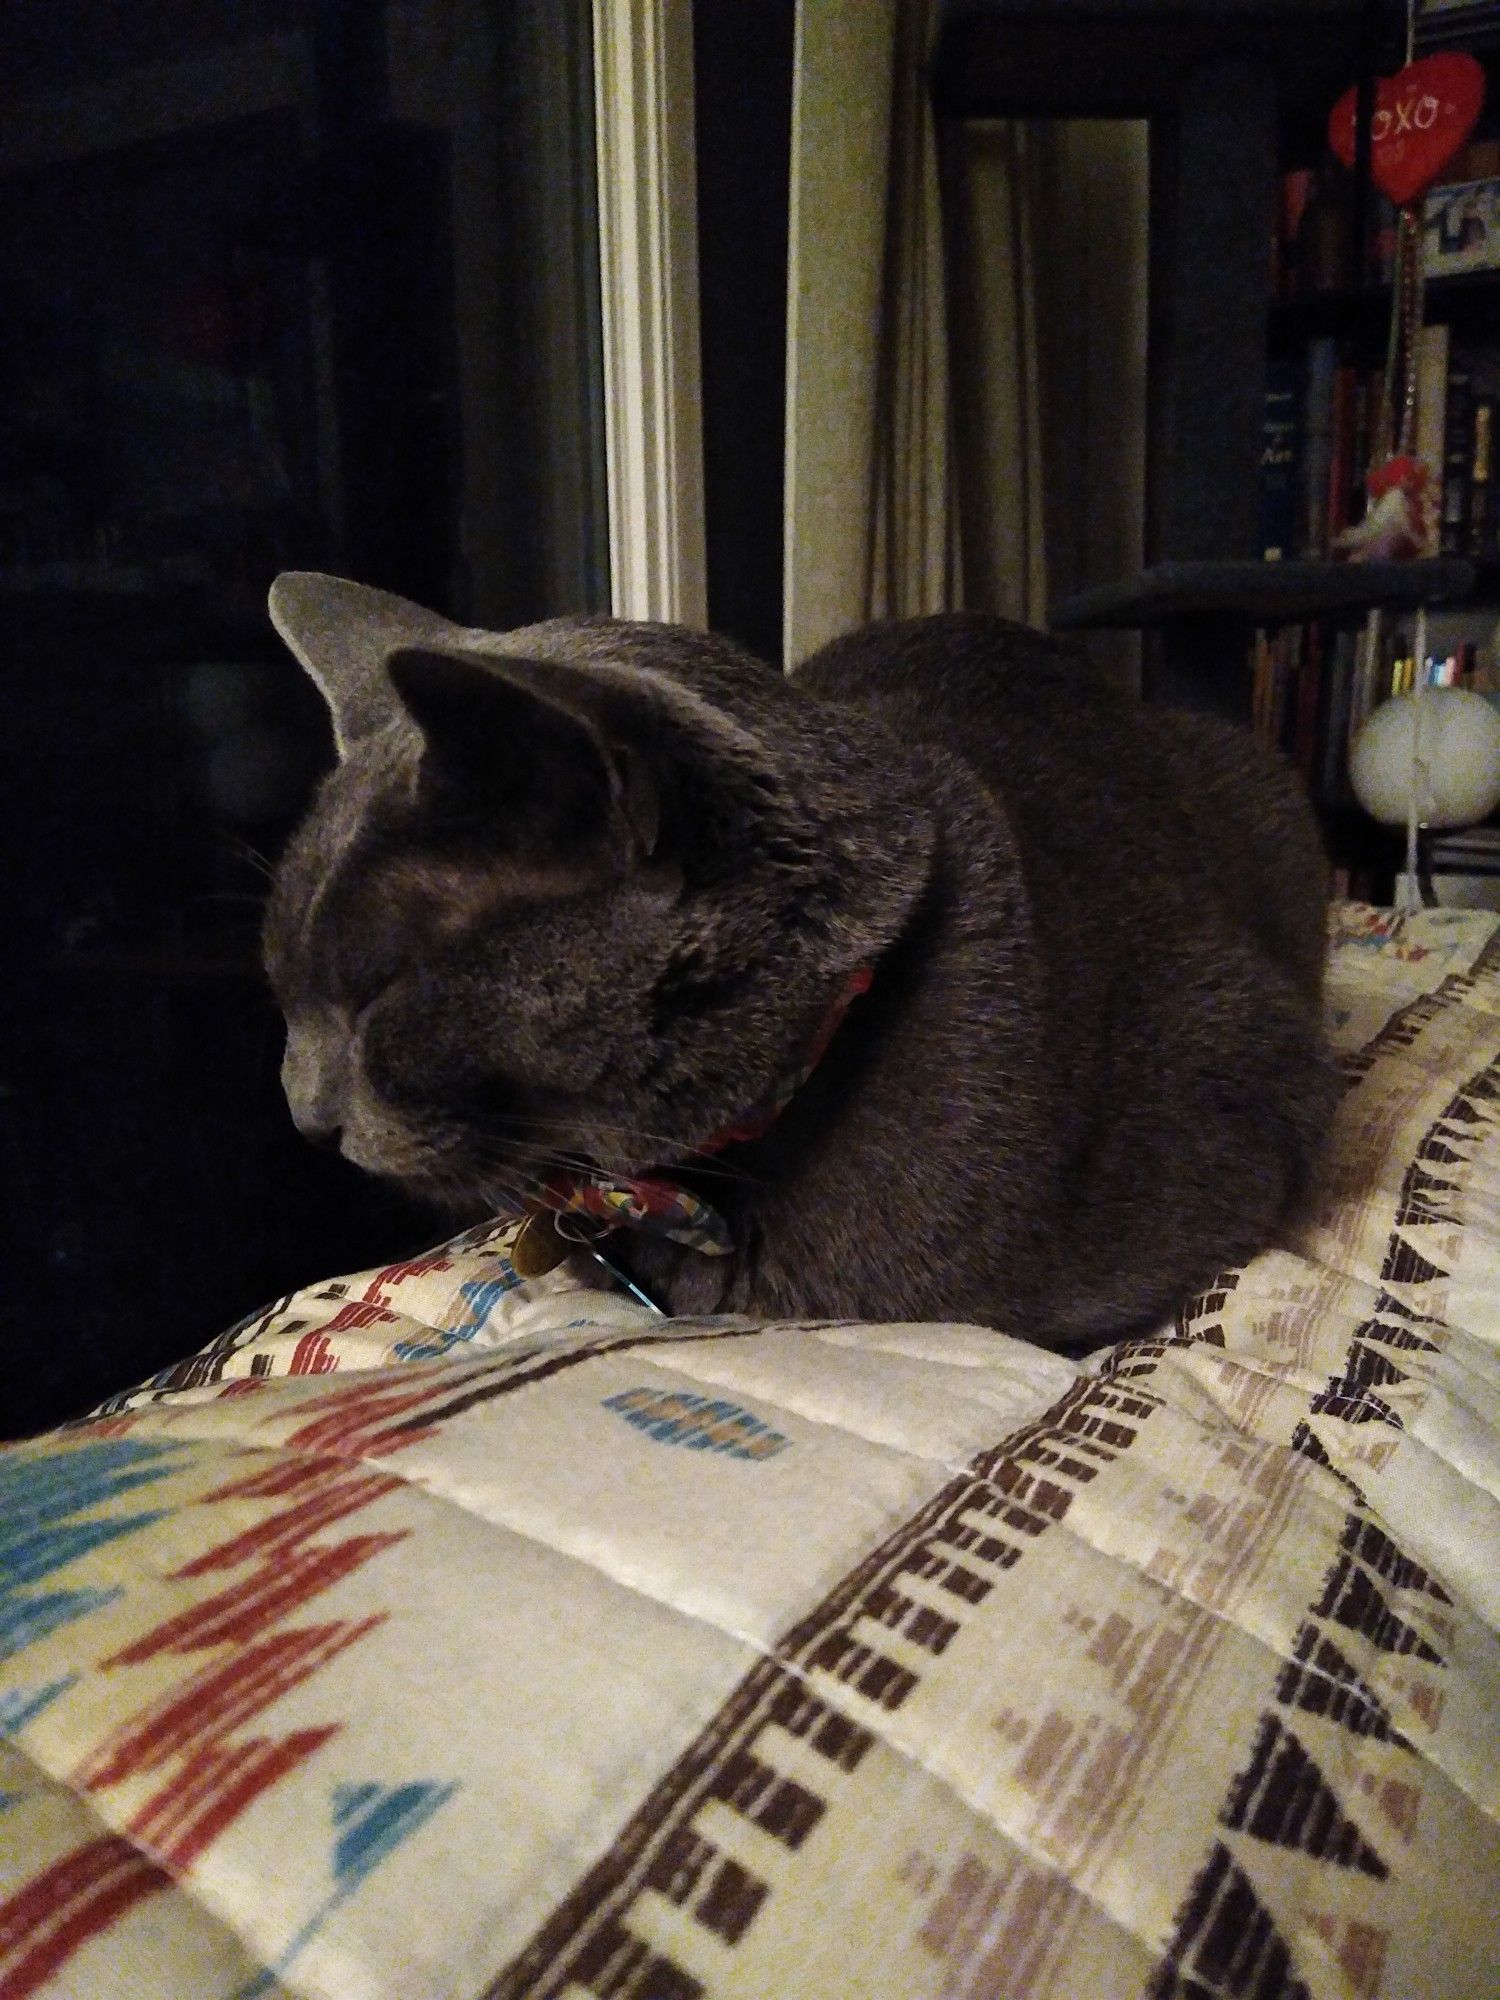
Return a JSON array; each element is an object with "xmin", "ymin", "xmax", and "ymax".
[{"xmin": 1379, "ymin": 0, "xmax": 1426, "ymax": 465}]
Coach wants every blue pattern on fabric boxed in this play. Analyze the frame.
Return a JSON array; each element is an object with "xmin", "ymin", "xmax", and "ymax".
[
  {"xmin": 393, "ymin": 1273, "xmax": 522, "ymax": 1360},
  {"xmin": 229, "ymin": 1779, "xmax": 459, "ymax": 1998},
  {"xmin": 0, "ymin": 1674, "xmax": 77, "ymax": 1735},
  {"xmin": 0, "ymin": 1438, "xmax": 184, "ymax": 1663}
]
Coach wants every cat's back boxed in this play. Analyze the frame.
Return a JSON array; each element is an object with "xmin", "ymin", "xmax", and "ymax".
[
  {"xmin": 793, "ymin": 610, "xmax": 1222, "ymax": 804},
  {"xmin": 793, "ymin": 611, "xmax": 1327, "ymax": 999},
  {"xmin": 792, "ymin": 612, "xmax": 1181, "ymax": 841}
]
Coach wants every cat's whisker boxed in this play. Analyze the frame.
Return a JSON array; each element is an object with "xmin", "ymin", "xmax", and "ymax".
[
  {"xmin": 220, "ymin": 835, "xmax": 277, "ymax": 882},
  {"xmin": 463, "ymin": 1133, "xmax": 759, "ymax": 1191},
  {"xmin": 471, "ymin": 1112, "xmax": 765, "ymax": 1176},
  {"xmin": 468, "ymin": 1106, "xmax": 713, "ymax": 1157}
]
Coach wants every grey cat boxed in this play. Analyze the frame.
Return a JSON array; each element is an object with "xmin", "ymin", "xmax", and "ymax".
[{"xmin": 263, "ymin": 571, "xmax": 1337, "ymax": 1349}]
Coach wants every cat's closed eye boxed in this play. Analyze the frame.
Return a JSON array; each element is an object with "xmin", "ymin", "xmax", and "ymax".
[{"xmin": 329, "ymin": 943, "xmax": 407, "ymax": 1019}]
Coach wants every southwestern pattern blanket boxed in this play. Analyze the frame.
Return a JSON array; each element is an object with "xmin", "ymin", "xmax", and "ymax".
[{"xmin": 0, "ymin": 903, "xmax": 1498, "ymax": 2000}]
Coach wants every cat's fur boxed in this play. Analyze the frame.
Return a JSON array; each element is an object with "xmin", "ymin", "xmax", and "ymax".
[{"xmin": 263, "ymin": 572, "xmax": 1337, "ymax": 1349}]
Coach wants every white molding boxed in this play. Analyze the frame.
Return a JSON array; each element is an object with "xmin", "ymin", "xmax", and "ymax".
[{"xmin": 592, "ymin": 0, "xmax": 708, "ymax": 625}]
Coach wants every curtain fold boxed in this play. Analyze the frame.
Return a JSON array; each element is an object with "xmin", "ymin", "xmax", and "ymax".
[
  {"xmin": 866, "ymin": 0, "xmax": 960, "ymax": 629},
  {"xmin": 943, "ymin": 119, "xmax": 1050, "ymax": 630},
  {"xmin": 784, "ymin": 2, "xmax": 1146, "ymax": 683},
  {"xmin": 783, "ymin": 0, "xmax": 899, "ymax": 663}
]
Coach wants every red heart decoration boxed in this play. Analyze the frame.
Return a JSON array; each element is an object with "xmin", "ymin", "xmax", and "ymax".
[{"xmin": 1329, "ymin": 53, "xmax": 1486, "ymax": 208}]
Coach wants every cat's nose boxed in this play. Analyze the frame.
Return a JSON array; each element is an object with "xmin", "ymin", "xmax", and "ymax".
[
  {"xmin": 281, "ymin": 1021, "xmax": 349, "ymax": 1153},
  {"xmin": 292, "ymin": 1111, "xmax": 344, "ymax": 1153}
]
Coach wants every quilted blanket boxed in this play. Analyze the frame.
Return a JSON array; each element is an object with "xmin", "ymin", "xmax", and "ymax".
[{"xmin": 2, "ymin": 904, "xmax": 1498, "ymax": 2000}]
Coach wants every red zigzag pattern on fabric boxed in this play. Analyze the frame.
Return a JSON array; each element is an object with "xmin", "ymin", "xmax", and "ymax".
[{"xmin": 0, "ymin": 1368, "xmax": 470, "ymax": 2000}]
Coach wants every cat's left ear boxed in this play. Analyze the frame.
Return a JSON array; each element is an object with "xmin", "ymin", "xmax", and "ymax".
[
  {"xmin": 269, "ymin": 572, "xmax": 466, "ymax": 753},
  {"xmin": 388, "ymin": 646, "xmax": 661, "ymax": 860}
]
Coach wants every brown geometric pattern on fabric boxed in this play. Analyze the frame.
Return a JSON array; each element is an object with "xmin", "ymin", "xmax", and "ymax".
[
  {"xmin": 1147, "ymin": 1843, "xmax": 1316, "ymax": 2000},
  {"xmin": 481, "ymin": 927, "xmax": 1500, "ymax": 2000},
  {"xmin": 488, "ymin": 1372, "xmax": 1161, "ymax": 2000},
  {"xmin": 1219, "ymin": 1716, "xmax": 1389, "ymax": 1877},
  {"xmin": 1337, "ymin": 927, "xmax": 1500, "ymax": 1085},
  {"xmin": 1274, "ymin": 1620, "xmax": 1410, "ymax": 1747},
  {"xmin": 1151, "ymin": 1497, "xmax": 1458, "ymax": 1996},
  {"xmin": 1340, "ymin": 983, "xmax": 1455, "ymax": 1088},
  {"xmin": 1292, "ymin": 1037, "xmax": 1500, "ymax": 1475}
]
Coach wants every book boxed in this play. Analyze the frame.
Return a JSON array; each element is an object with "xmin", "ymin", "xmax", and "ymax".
[
  {"xmin": 1423, "ymin": 178, "xmax": 1500, "ymax": 279},
  {"xmin": 1468, "ymin": 396, "xmax": 1495, "ymax": 559},
  {"xmin": 1259, "ymin": 359, "xmax": 1303, "ymax": 561},
  {"xmin": 1273, "ymin": 170, "xmax": 1312, "ymax": 301},
  {"xmin": 1293, "ymin": 621, "xmax": 1325, "ymax": 780},
  {"xmin": 1415, "ymin": 322, "xmax": 1451, "ymax": 557},
  {"xmin": 1301, "ymin": 338, "xmax": 1339, "ymax": 557},
  {"xmin": 1430, "ymin": 828, "xmax": 1500, "ymax": 883},
  {"xmin": 1321, "ymin": 630, "xmax": 1357, "ymax": 801},
  {"xmin": 1326, "ymin": 363, "xmax": 1358, "ymax": 547},
  {"xmin": 1441, "ymin": 353, "xmax": 1474, "ymax": 555},
  {"xmin": 1369, "ymin": 191, "xmax": 1399, "ymax": 288},
  {"xmin": 1250, "ymin": 630, "xmax": 1268, "ymax": 741},
  {"xmin": 1346, "ymin": 370, "xmax": 1375, "ymax": 531}
]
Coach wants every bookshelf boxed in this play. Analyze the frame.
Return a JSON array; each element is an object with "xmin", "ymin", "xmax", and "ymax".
[
  {"xmin": 931, "ymin": 0, "xmax": 1410, "ymax": 716},
  {"xmin": 1249, "ymin": 0, "xmax": 1500, "ymax": 894},
  {"xmin": 931, "ymin": 0, "xmax": 1500, "ymax": 902}
]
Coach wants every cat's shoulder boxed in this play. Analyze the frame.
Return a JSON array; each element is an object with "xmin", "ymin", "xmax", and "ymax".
[
  {"xmin": 790, "ymin": 614, "xmax": 1126, "ymax": 748},
  {"xmin": 506, "ymin": 616, "xmax": 781, "ymax": 690},
  {"xmin": 796, "ymin": 610, "xmax": 1054, "ymax": 674}
]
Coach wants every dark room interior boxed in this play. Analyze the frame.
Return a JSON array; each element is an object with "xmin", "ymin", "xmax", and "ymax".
[{"xmin": 1, "ymin": 0, "xmax": 787, "ymax": 1435}]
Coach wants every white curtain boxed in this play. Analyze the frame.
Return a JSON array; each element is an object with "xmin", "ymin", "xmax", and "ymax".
[
  {"xmin": 943, "ymin": 119, "xmax": 1050, "ymax": 631},
  {"xmin": 783, "ymin": 0, "xmax": 1148, "ymax": 687},
  {"xmin": 783, "ymin": 0, "xmax": 959, "ymax": 663}
]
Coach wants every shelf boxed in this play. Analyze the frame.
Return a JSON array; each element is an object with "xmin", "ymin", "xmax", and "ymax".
[
  {"xmin": 1270, "ymin": 271, "xmax": 1500, "ymax": 350},
  {"xmin": 1051, "ymin": 557, "xmax": 1476, "ymax": 631},
  {"xmin": 931, "ymin": 0, "xmax": 1405, "ymax": 120},
  {"xmin": 1417, "ymin": 2, "xmax": 1500, "ymax": 58}
]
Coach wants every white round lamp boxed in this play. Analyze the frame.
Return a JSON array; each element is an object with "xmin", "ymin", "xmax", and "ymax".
[
  {"xmin": 1349, "ymin": 687, "xmax": 1500, "ymax": 914},
  {"xmin": 1350, "ymin": 687, "xmax": 1500, "ymax": 828}
]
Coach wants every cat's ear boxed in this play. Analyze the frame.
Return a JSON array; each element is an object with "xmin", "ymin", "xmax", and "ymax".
[
  {"xmin": 388, "ymin": 646, "xmax": 661, "ymax": 860},
  {"xmin": 269, "ymin": 572, "xmax": 466, "ymax": 754}
]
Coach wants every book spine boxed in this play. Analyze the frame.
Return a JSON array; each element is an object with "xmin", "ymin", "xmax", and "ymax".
[
  {"xmin": 1415, "ymin": 322, "xmax": 1451, "ymax": 557},
  {"xmin": 1293, "ymin": 621, "xmax": 1324, "ymax": 780},
  {"xmin": 1347, "ymin": 370, "xmax": 1374, "ymax": 528},
  {"xmin": 1322, "ymin": 631, "xmax": 1356, "ymax": 801},
  {"xmin": 1270, "ymin": 630, "xmax": 1293, "ymax": 752},
  {"xmin": 1301, "ymin": 338, "xmax": 1339, "ymax": 557},
  {"xmin": 1260, "ymin": 360, "xmax": 1303, "ymax": 561},
  {"xmin": 1441, "ymin": 354, "xmax": 1474, "ymax": 555},
  {"xmin": 1469, "ymin": 396, "xmax": 1494, "ymax": 560},
  {"xmin": 1277, "ymin": 626, "xmax": 1303, "ymax": 755},
  {"xmin": 1326, "ymin": 363, "xmax": 1358, "ymax": 546},
  {"xmin": 1275, "ymin": 169, "xmax": 1313, "ymax": 301},
  {"xmin": 1251, "ymin": 631, "xmax": 1272, "ymax": 745}
]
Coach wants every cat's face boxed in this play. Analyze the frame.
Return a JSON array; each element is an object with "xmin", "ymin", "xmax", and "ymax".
[
  {"xmin": 262, "ymin": 575, "xmax": 931, "ymax": 1214},
  {"xmin": 266, "ymin": 753, "xmax": 688, "ymax": 1205}
]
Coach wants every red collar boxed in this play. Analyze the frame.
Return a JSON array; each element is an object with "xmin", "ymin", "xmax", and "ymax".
[
  {"xmin": 511, "ymin": 965, "xmax": 874, "ymax": 1278},
  {"xmin": 691, "ymin": 964, "xmax": 874, "ymax": 1154}
]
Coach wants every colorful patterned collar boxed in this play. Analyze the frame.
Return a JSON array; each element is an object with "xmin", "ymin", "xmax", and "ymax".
[{"xmin": 510, "ymin": 966, "xmax": 874, "ymax": 1283}]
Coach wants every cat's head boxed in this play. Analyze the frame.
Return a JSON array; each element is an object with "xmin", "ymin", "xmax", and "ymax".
[{"xmin": 263, "ymin": 573, "xmax": 933, "ymax": 1213}]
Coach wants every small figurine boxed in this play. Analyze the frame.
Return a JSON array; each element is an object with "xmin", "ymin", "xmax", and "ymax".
[{"xmin": 1336, "ymin": 455, "xmax": 1432, "ymax": 562}]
